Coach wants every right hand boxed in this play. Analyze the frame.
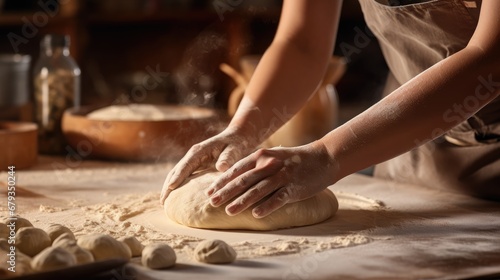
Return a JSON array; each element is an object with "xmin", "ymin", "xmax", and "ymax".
[{"xmin": 160, "ymin": 127, "xmax": 258, "ymax": 204}]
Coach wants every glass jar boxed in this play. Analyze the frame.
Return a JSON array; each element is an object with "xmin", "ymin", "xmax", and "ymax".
[{"xmin": 34, "ymin": 34, "xmax": 80, "ymax": 154}]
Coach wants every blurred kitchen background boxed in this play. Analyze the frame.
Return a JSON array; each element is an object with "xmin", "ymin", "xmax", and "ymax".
[{"xmin": 0, "ymin": 0, "xmax": 388, "ymax": 123}]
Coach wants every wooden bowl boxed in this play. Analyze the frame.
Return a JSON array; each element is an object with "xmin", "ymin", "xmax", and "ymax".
[
  {"xmin": 0, "ymin": 122, "xmax": 38, "ymax": 170},
  {"xmin": 61, "ymin": 105, "xmax": 223, "ymax": 162}
]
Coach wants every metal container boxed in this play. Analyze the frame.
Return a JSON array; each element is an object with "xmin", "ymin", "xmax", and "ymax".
[{"xmin": 0, "ymin": 54, "xmax": 31, "ymax": 106}]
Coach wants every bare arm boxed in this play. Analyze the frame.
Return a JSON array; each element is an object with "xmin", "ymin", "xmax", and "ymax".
[
  {"xmin": 160, "ymin": 0, "xmax": 342, "ymax": 203},
  {"xmin": 206, "ymin": 0, "xmax": 500, "ymax": 218},
  {"xmin": 322, "ymin": 0, "xmax": 500, "ymax": 182},
  {"xmin": 225, "ymin": 0, "xmax": 342, "ymax": 164}
]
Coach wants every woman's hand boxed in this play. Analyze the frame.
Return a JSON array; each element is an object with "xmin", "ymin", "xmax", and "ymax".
[
  {"xmin": 206, "ymin": 141, "xmax": 338, "ymax": 218},
  {"xmin": 160, "ymin": 127, "xmax": 258, "ymax": 204}
]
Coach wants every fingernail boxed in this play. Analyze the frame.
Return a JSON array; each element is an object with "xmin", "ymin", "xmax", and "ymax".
[
  {"xmin": 252, "ymin": 208, "xmax": 263, "ymax": 218},
  {"xmin": 226, "ymin": 204, "xmax": 238, "ymax": 215},
  {"xmin": 205, "ymin": 188, "xmax": 214, "ymax": 196},
  {"xmin": 210, "ymin": 195, "xmax": 221, "ymax": 206}
]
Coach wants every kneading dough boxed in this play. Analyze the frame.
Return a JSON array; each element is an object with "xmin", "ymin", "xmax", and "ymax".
[
  {"xmin": 16, "ymin": 227, "xmax": 51, "ymax": 257},
  {"xmin": 45, "ymin": 224, "xmax": 75, "ymax": 243},
  {"xmin": 77, "ymin": 234, "xmax": 131, "ymax": 261},
  {"xmin": 194, "ymin": 239, "xmax": 237, "ymax": 264},
  {"xmin": 118, "ymin": 236, "xmax": 143, "ymax": 257},
  {"xmin": 141, "ymin": 244, "xmax": 176, "ymax": 269},
  {"xmin": 164, "ymin": 170, "xmax": 339, "ymax": 230},
  {"xmin": 31, "ymin": 247, "xmax": 76, "ymax": 272}
]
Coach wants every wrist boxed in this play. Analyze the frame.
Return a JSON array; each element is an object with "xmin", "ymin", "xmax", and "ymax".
[{"xmin": 310, "ymin": 139, "xmax": 341, "ymax": 184}]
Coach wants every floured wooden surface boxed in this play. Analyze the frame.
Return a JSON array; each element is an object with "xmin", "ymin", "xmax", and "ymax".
[{"xmin": 1, "ymin": 156, "xmax": 499, "ymax": 279}]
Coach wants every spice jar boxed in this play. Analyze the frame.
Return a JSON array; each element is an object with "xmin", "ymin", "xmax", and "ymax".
[{"xmin": 34, "ymin": 34, "xmax": 80, "ymax": 154}]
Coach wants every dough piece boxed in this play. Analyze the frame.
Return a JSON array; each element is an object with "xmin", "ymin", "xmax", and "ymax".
[
  {"xmin": 194, "ymin": 239, "xmax": 237, "ymax": 264},
  {"xmin": 118, "ymin": 236, "xmax": 144, "ymax": 257},
  {"xmin": 0, "ymin": 249, "xmax": 32, "ymax": 276},
  {"xmin": 52, "ymin": 232, "xmax": 76, "ymax": 247},
  {"xmin": 31, "ymin": 247, "xmax": 76, "ymax": 272},
  {"xmin": 0, "ymin": 223, "xmax": 8, "ymax": 239},
  {"xmin": 164, "ymin": 170, "xmax": 339, "ymax": 230},
  {"xmin": 141, "ymin": 244, "xmax": 176, "ymax": 269},
  {"xmin": 16, "ymin": 227, "xmax": 51, "ymax": 257},
  {"xmin": 77, "ymin": 234, "xmax": 131, "ymax": 261},
  {"xmin": 56, "ymin": 241, "xmax": 94, "ymax": 265},
  {"xmin": 45, "ymin": 224, "xmax": 75, "ymax": 244},
  {"xmin": 3, "ymin": 217, "xmax": 33, "ymax": 233}
]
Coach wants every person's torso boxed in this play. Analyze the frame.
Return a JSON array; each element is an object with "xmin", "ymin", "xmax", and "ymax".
[{"xmin": 358, "ymin": 0, "xmax": 500, "ymax": 145}]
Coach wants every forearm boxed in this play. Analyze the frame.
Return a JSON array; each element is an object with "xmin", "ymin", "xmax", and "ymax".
[
  {"xmin": 227, "ymin": 41, "xmax": 332, "ymax": 143},
  {"xmin": 226, "ymin": 0, "xmax": 341, "ymax": 145},
  {"xmin": 320, "ymin": 46, "xmax": 500, "ymax": 181}
]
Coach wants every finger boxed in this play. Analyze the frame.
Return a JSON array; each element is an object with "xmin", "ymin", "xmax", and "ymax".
[
  {"xmin": 205, "ymin": 155, "xmax": 256, "ymax": 197},
  {"xmin": 215, "ymin": 145, "xmax": 243, "ymax": 172},
  {"xmin": 210, "ymin": 159, "xmax": 285, "ymax": 208},
  {"xmin": 225, "ymin": 176, "xmax": 282, "ymax": 216},
  {"xmin": 252, "ymin": 187, "xmax": 292, "ymax": 218},
  {"xmin": 160, "ymin": 188, "xmax": 173, "ymax": 205},
  {"xmin": 166, "ymin": 144, "xmax": 213, "ymax": 191}
]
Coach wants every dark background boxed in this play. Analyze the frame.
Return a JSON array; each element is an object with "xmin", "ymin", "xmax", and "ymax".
[{"xmin": 0, "ymin": 0, "xmax": 388, "ymax": 123}]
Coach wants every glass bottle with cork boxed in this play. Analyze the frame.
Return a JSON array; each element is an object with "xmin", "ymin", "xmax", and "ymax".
[{"xmin": 34, "ymin": 34, "xmax": 80, "ymax": 154}]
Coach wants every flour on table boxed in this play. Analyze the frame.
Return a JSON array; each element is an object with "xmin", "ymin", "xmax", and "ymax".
[{"xmin": 12, "ymin": 189, "xmax": 383, "ymax": 261}]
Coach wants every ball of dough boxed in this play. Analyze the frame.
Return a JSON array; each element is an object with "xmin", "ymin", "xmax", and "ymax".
[
  {"xmin": 0, "ymin": 249, "xmax": 32, "ymax": 276},
  {"xmin": 57, "ymin": 243, "xmax": 94, "ymax": 265},
  {"xmin": 0, "ymin": 223, "xmax": 8, "ymax": 239},
  {"xmin": 194, "ymin": 239, "xmax": 237, "ymax": 264},
  {"xmin": 31, "ymin": 247, "xmax": 76, "ymax": 272},
  {"xmin": 141, "ymin": 244, "xmax": 176, "ymax": 269},
  {"xmin": 16, "ymin": 227, "xmax": 51, "ymax": 257},
  {"xmin": 118, "ymin": 236, "xmax": 143, "ymax": 257},
  {"xmin": 45, "ymin": 224, "xmax": 75, "ymax": 244},
  {"xmin": 52, "ymin": 232, "xmax": 76, "ymax": 247},
  {"xmin": 77, "ymin": 234, "xmax": 131, "ymax": 261},
  {"xmin": 3, "ymin": 217, "xmax": 33, "ymax": 233},
  {"xmin": 164, "ymin": 170, "xmax": 339, "ymax": 230}
]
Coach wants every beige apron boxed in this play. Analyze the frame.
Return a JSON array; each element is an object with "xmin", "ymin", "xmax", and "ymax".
[{"xmin": 358, "ymin": 0, "xmax": 500, "ymax": 200}]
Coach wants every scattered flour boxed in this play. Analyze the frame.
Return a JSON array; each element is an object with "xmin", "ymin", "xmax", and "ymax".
[{"xmin": 22, "ymin": 191, "xmax": 382, "ymax": 260}]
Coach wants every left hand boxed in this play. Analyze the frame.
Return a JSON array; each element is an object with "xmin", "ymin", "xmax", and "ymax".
[{"xmin": 205, "ymin": 141, "xmax": 338, "ymax": 218}]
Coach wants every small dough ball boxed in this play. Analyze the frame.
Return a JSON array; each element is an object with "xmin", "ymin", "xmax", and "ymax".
[
  {"xmin": 16, "ymin": 227, "xmax": 51, "ymax": 257},
  {"xmin": 3, "ymin": 217, "xmax": 33, "ymax": 233},
  {"xmin": 77, "ymin": 234, "xmax": 131, "ymax": 261},
  {"xmin": 31, "ymin": 247, "xmax": 76, "ymax": 272},
  {"xmin": 52, "ymin": 232, "xmax": 76, "ymax": 247},
  {"xmin": 52, "ymin": 239, "xmax": 94, "ymax": 264},
  {"xmin": 45, "ymin": 224, "xmax": 75, "ymax": 243},
  {"xmin": 118, "ymin": 236, "xmax": 144, "ymax": 257},
  {"xmin": 0, "ymin": 249, "xmax": 32, "ymax": 276},
  {"xmin": 194, "ymin": 239, "xmax": 237, "ymax": 264},
  {"xmin": 0, "ymin": 223, "xmax": 8, "ymax": 239},
  {"xmin": 141, "ymin": 244, "xmax": 176, "ymax": 269}
]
